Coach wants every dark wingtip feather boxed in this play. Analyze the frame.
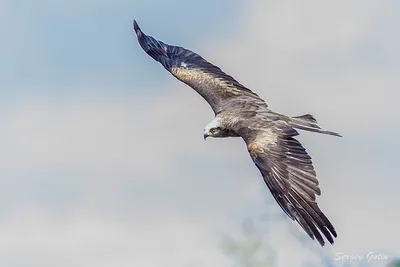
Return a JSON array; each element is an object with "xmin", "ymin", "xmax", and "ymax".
[
  {"xmin": 133, "ymin": 20, "xmax": 138, "ymax": 30},
  {"xmin": 133, "ymin": 20, "xmax": 141, "ymax": 36}
]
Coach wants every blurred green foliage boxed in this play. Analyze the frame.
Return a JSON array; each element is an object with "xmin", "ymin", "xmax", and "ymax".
[
  {"xmin": 221, "ymin": 218, "xmax": 276, "ymax": 267},
  {"xmin": 219, "ymin": 212, "xmax": 398, "ymax": 267},
  {"xmin": 387, "ymin": 259, "xmax": 400, "ymax": 267}
]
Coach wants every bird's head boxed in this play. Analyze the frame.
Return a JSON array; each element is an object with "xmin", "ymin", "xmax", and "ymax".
[{"xmin": 204, "ymin": 118, "xmax": 226, "ymax": 140}]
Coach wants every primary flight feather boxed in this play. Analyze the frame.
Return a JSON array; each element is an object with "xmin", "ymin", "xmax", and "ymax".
[{"xmin": 133, "ymin": 20, "xmax": 341, "ymax": 246}]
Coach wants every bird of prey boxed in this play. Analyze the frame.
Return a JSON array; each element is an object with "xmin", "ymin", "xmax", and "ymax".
[{"xmin": 133, "ymin": 20, "xmax": 341, "ymax": 246}]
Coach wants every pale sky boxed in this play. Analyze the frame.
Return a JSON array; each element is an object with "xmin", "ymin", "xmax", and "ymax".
[{"xmin": 0, "ymin": 0, "xmax": 399, "ymax": 267}]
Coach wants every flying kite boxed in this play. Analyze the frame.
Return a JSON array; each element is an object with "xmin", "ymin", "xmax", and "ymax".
[{"xmin": 133, "ymin": 20, "xmax": 341, "ymax": 246}]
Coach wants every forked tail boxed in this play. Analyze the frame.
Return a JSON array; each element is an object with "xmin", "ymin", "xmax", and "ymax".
[{"xmin": 288, "ymin": 114, "xmax": 342, "ymax": 137}]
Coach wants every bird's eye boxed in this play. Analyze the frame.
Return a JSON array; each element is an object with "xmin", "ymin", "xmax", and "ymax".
[{"xmin": 210, "ymin": 128, "xmax": 216, "ymax": 134}]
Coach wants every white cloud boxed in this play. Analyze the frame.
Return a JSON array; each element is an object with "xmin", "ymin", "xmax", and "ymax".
[
  {"xmin": 0, "ymin": 0, "xmax": 399, "ymax": 266},
  {"xmin": 0, "ymin": 207, "xmax": 232, "ymax": 267},
  {"xmin": 0, "ymin": 89, "xmax": 211, "ymax": 178}
]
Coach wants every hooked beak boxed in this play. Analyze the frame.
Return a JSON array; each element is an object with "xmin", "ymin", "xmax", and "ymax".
[{"xmin": 203, "ymin": 132, "xmax": 209, "ymax": 141}]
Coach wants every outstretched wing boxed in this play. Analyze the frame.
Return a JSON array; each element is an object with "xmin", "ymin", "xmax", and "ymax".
[
  {"xmin": 243, "ymin": 123, "xmax": 337, "ymax": 246},
  {"xmin": 133, "ymin": 20, "xmax": 265, "ymax": 114}
]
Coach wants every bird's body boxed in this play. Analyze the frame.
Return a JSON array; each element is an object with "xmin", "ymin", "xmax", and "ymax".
[{"xmin": 133, "ymin": 20, "xmax": 341, "ymax": 246}]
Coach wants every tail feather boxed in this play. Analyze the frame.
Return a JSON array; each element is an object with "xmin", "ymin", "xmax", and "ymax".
[
  {"xmin": 292, "ymin": 114, "xmax": 318, "ymax": 125},
  {"xmin": 289, "ymin": 114, "xmax": 342, "ymax": 137}
]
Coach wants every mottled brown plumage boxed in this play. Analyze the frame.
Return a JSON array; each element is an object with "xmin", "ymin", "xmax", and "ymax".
[{"xmin": 133, "ymin": 20, "xmax": 341, "ymax": 246}]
